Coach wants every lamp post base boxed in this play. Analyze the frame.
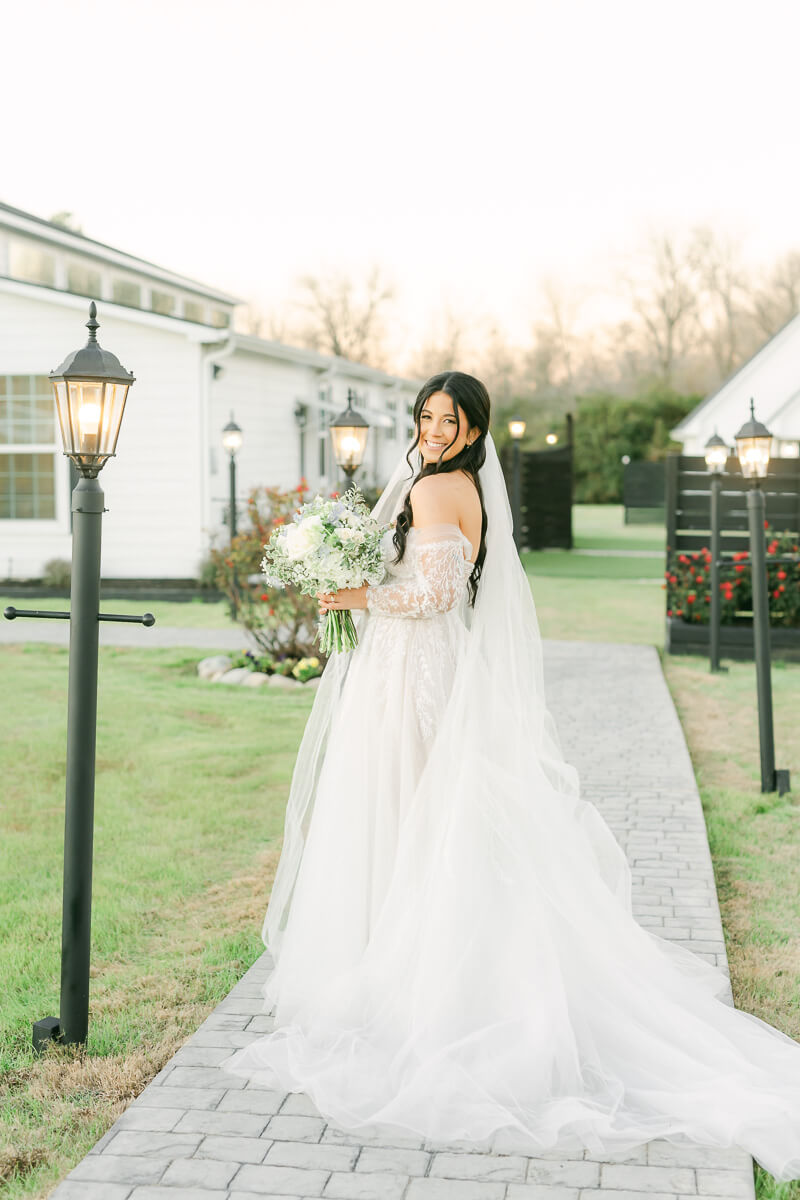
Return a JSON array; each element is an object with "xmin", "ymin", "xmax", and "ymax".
[{"xmin": 33, "ymin": 1016, "xmax": 62, "ymax": 1054}]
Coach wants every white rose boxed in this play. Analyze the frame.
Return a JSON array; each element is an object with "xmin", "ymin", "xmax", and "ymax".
[{"xmin": 284, "ymin": 515, "xmax": 324, "ymax": 560}]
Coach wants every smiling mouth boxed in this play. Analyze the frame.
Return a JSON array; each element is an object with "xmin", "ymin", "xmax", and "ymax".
[{"xmin": 424, "ymin": 439, "xmax": 447, "ymax": 448}]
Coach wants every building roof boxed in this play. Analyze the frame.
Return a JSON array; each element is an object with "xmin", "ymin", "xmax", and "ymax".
[
  {"xmin": 0, "ymin": 200, "xmax": 242, "ymax": 305},
  {"xmin": 671, "ymin": 310, "xmax": 800, "ymax": 441},
  {"xmin": 225, "ymin": 331, "xmax": 424, "ymax": 390}
]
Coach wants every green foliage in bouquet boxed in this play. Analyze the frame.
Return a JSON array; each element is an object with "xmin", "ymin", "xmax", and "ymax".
[
  {"xmin": 665, "ymin": 524, "xmax": 800, "ymax": 627},
  {"xmin": 209, "ymin": 479, "xmax": 328, "ymax": 660}
]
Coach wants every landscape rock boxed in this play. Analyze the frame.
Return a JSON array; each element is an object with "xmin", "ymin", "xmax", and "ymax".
[
  {"xmin": 215, "ymin": 667, "xmax": 252, "ymax": 685},
  {"xmin": 268, "ymin": 673, "xmax": 299, "ymax": 688},
  {"xmin": 197, "ymin": 654, "xmax": 232, "ymax": 679},
  {"xmin": 242, "ymin": 671, "xmax": 271, "ymax": 687}
]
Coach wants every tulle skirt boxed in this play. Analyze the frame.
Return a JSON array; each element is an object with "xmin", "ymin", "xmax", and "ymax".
[{"xmin": 220, "ymin": 609, "xmax": 800, "ymax": 1182}]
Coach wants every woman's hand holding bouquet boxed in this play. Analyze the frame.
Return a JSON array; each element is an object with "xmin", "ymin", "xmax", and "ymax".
[{"xmin": 262, "ymin": 485, "xmax": 391, "ymax": 653}]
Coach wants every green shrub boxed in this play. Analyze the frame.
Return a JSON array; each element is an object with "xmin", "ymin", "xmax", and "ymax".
[
  {"xmin": 209, "ymin": 482, "xmax": 329, "ymax": 660},
  {"xmin": 42, "ymin": 558, "xmax": 71, "ymax": 589}
]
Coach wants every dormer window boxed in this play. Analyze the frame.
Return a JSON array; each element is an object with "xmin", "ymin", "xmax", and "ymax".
[
  {"xmin": 184, "ymin": 299, "xmax": 205, "ymax": 323},
  {"xmin": 151, "ymin": 290, "xmax": 176, "ymax": 316},
  {"xmin": 9, "ymin": 241, "xmax": 56, "ymax": 287},
  {"xmin": 112, "ymin": 278, "xmax": 141, "ymax": 308},
  {"xmin": 67, "ymin": 261, "xmax": 102, "ymax": 299}
]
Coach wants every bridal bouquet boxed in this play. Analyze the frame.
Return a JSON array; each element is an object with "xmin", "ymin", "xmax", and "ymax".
[{"xmin": 261, "ymin": 485, "xmax": 392, "ymax": 653}]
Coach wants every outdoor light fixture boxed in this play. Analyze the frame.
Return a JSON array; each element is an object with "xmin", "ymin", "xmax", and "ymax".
[
  {"xmin": 222, "ymin": 412, "xmax": 243, "ymax": 456},
  {"xmin": 508, "ymin": 418, "xmax": 526, "ymax": 439},
  {"xmin": 50, "ymin": 302, "xmax": 135, "ymax": 477},
  {"xmin": 733, "ymin": 398, "xmax": 789, "ymax": 796},
  {"xmin": 734, "ymin": 398, "xmax": 772, "ymax": 479},
  {"xmin": 704, "ymin": 430, "xmax": 730, "ymax": 674},
  {"xmin": 330, "ymin": 388, "xmax": 369, "ymax": 490},
  {"xmin": 704, "ymin": 430, "xmax": 729, "ymax": 475},
  {"xmin": 545, "ymin": 433, "xmax": 558, "ymax": 445},
  {"xmin": 4, "ymin": 302, "xmax": 153, "ymax": 1051}
]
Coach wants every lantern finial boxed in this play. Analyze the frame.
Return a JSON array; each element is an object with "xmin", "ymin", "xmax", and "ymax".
[{"xmin": 86, "ymin": 302, "xmax": 99, "ymax": 344}]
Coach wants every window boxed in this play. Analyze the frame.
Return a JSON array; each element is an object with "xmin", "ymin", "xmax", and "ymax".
[
  {"xmin": 184, "ymin": 299, "xmax": 205, "ymax": 323},
  {"xmin": 9, "ymin": 241, "xmax": 56, "ymax": 287},
  {"xmin": 67, "ymin": 261, "xmax": 102, "ymax": 298},
  {"xmin": 406, "ymin": 424, "xmax": 415, "ymax": 439},
  {"xmin": 0, "ymin": 453, "xmax": 55, "ymax": 518},
  {"xmin": 151, "ymin": 289, "xmax": 175, "ymax": 316},
  {"xmin": 211, "ymin": 309, "xmax": 231, "ymax": 328},
  {"xmin": 113, "ymin": 278, "xmax": 142, "ymax": 307},
  {"xmin": 0, "ymin": 375, "xmax": 57, "ymax": 519}
]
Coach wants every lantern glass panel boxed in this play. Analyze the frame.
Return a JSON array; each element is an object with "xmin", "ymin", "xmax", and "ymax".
[
  {"xmin": 509, "ymin": 420, "xmax": 526, "ymax": 439},
  {"xmin": 736, "ymin": 436, "xmax": 771, "ymax": 479},
  {"xmin": 704, "ymin": 444, "xmax": 727, "ymax": 472},
  {"xmin": 330, "ymin": 424, "xmax": 368, "ymax": 468},
  {"xmin": 223, "ymin": 427, "xmax": 243, "ymax": 454}
]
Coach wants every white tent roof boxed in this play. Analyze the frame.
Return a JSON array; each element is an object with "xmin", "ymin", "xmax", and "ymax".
[{"xmin": 671, "ymin": 313, "xmax": 800, "ymax": 448}]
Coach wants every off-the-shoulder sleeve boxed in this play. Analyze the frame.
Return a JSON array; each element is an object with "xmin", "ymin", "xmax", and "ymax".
[{"xmin": 365, "ymin": 530, "xmax": 469, "ymax": 618}]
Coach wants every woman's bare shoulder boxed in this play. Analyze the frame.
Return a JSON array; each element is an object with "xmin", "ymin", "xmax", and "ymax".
[{"xmin": 410, "ymin": 470, "xmax": 480, "ymax": 531}]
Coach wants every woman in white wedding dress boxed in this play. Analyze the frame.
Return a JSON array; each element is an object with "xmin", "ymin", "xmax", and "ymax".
[{"xmin": 220, "ymin": 371, "xmax": 800, "ymax": 1181}]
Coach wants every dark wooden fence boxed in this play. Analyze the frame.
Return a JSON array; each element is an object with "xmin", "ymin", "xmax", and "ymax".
[
  {"xmin": 623, "ymin": 461, "xmax": 665, "ymax": 524},
  {"xmin": 501, "ymin": 440, "xmax": 573, "ymax": 550},
  {"xmin": 665, "ymin": 454, "xmax": 800, "ymax": 556},
  {"xmin": 665, "ymin": 453, "xmax": 800, "ymax": 660}
]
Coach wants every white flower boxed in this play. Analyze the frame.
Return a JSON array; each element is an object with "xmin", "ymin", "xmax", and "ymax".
[{"xmin": 284, "ymin": 515, "xmax": 324, "ymax": 560}]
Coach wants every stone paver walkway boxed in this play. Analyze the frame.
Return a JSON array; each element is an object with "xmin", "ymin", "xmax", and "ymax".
[{"xmin": 49, "ymin": 640, "xmax": 755, "ymax": 1200}]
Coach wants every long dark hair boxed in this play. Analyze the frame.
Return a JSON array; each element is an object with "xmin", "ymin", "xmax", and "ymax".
[{"xmin": 390, "ymin": 370, "xmax": 490, "ymax": 606}]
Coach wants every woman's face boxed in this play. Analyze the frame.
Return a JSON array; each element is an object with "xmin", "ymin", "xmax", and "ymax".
[{"xmin": 418, "ymin": 390, "xmax": 479, "ymax": 465}]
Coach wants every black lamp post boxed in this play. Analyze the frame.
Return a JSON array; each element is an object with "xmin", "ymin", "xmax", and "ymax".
[
  {"xmin": 704, "ymin": 430, "xmax": 729, "ymax": 675},
  {"xmin": 4, "ymin": 302, "xmax": 154, "ymax": 1050},
  {"xmin": 294, "ymin": 402, "xmax": 308, "ymax": 482},
  {"xmin": 329, "ymin": 388, "xmax": 369, "ymax": 494},
  {"xmin": 733, "ymin": 399, "xmax": 790, "ymax": 795},
  {"xmin": 222, "ymin": 412, "xmax": 242, "ymax": 539},
  {"xmin": 508, "ymin": 417, "xmax": 526, "ymax": 551}
]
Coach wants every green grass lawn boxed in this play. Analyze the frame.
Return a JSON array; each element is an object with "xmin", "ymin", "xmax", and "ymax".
[
  {"xmin": 572, "ymin": 503, "xmax": 666, "ymax": 552},
  {"xmin": 0, "ymin": 644, "xmax": 314, "ymax": 1198}
]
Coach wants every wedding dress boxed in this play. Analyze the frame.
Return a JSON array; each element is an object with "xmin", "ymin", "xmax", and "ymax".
[{"xmin": 220, "ymin": 432, "xmax": 800, "ymax": 1181}]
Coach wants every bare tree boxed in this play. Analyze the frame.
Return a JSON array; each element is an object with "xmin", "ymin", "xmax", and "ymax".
[
  {"xmin": 405, "ymin": 304, "xmax": 468, "ymax": 379},
  {"xmin": 750, "ymin": 249, "xmax": 800, "ymax": 337},
  {"xmin": 689, "ymin": 226, "xmax": 754, "ymax": 378},
  {"xmin": 292, "ymin": 264, "xmax": 396, "ymax": 368},
  {"xmin": 623, "ymin": 231, "xmax": 701, "ymax": 386}
]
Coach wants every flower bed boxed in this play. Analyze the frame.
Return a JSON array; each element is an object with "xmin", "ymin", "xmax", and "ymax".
[
  {"xmin": 665, "ymin": 524, "xmax": 800, "ymax": 628},
  {"xmin": 664, "ymin": 522, "xmax": 800, "ymax": 660}
]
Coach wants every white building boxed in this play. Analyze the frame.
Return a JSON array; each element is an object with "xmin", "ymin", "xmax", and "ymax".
[
  {"xmin": 0, "ymin": 201, "xmax": 422, "ymax": 580},
  {"xmin": 670, "ymin": 315, "xmax": 800, "ymax": 460}
]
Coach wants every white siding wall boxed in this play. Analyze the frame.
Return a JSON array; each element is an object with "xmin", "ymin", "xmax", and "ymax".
[
  {"xmin": 1, "ymin": 285, "xmax": 422, "ymax": 580},
  {"xmin": 0, "ymin": 287, "xmax": 205, "ymax": 578}
]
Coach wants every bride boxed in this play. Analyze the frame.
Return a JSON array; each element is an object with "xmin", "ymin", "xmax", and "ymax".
[{"xmin": 220, "ymin": 371, "xmax": 800, "ymax": 1181}]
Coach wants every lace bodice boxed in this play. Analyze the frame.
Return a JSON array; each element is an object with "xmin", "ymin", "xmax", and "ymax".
[{"xmin": 365, "ymin": 522, "xmax": 474, "ymax": 619}]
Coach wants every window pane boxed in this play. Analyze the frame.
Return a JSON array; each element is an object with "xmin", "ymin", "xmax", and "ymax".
[
  {"xmin": 184, "ymin": 299, "xmax": 205, "ymax": 322},
  {"xmin": 67, "ymin": 262, "xmax": 102, "ymax": 298},
  {"xmin": 151, "ymin": 290, "xmax": 175, "ymax": 315},
  {"xmin": 211, "ymin": 309, "xmax": 230, "ymax": 328},
  {"xmin": 9, "ymin": 241, "xmax": 56, "ymax": 287},
  {"xmin": 113, "ymin": 279, "xmax": 142, "ymax": 307},
  {"xmin": 0, "ymin": 378, "xmax": 56, "ymax": 444},
  {"xmin": 0, "ymin": 452, "xmax": 56, "ymax": 518}
]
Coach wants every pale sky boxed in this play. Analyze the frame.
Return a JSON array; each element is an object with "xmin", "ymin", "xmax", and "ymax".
[{"xmin": 3, "ymin": 0, "xmax": 799, "ymax": 367}]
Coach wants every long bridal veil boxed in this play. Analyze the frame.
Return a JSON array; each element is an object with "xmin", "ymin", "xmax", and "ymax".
[{"xmin": 237, "ymin": 430, "xmax": 800, "ymax": 1181}]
